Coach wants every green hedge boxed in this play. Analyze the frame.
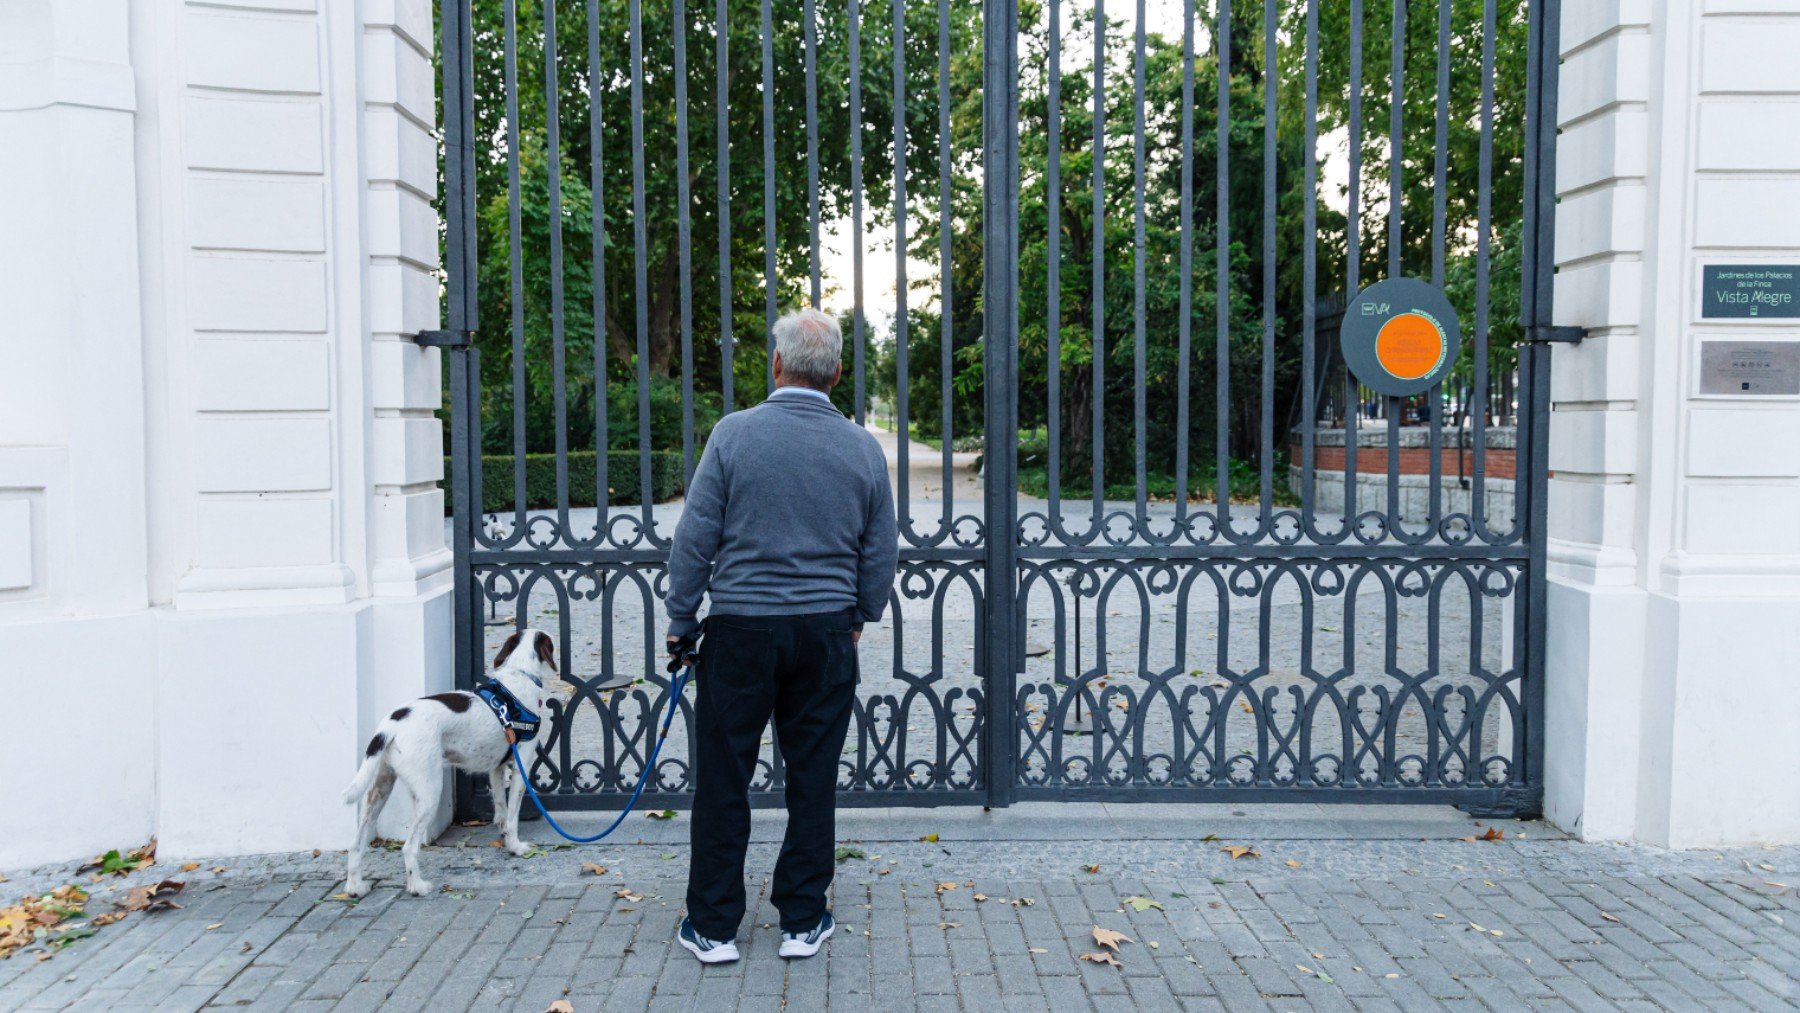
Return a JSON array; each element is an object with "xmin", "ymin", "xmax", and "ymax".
[{"xmin": 449, "ymin": 451, "xmax": 685, "ymax": 513}]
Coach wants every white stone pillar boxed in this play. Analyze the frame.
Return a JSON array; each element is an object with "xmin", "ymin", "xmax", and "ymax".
[
  {"xmin": 1548, "ymin": 0, "xmax": 1800, "ymax": 846},
  {"xmin": 0, "ymin": 0, "xmax": 159, "ymax": 867}
]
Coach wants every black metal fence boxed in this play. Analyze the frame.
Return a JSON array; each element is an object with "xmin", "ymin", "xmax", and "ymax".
[{"xmin": 441, "ymin": 0, "xmax": 1562, "ymax": 816}]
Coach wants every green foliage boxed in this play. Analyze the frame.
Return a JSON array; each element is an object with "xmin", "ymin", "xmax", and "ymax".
[{"xmin": 461, "ymin": 451, "xmax": 686, "ymax": 512}]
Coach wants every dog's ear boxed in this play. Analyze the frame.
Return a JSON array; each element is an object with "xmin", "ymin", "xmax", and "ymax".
[
  {"xmin": 533, "ymin": 631, "xmax": 557, "ymax": 673},
  {"xmin": 493, "ymin": 631, "xmax": 522, "ymax": 670}
]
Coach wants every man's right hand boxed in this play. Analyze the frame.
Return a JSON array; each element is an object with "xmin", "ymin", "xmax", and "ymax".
[{"xmin": 666, "ymin": 635, "xmax": 699, "ymax": 673}]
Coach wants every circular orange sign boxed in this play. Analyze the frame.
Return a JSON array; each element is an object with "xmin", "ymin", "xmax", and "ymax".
[{"xmin": 1374, "ymin": 312, "xmax": 1446, "ymax": 380}]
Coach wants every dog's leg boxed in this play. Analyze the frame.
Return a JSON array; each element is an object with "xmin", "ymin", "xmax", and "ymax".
[
  {"xmin": 345, "ymin": 766, "xmax": 395, "ymax": 897},
  {"xmin": 491, "ymin": 762, "xmax": 530, "ymax": 857},
  {"xmin": 396, "ymin": 767, "xmax": 439, "ymax": 896}
]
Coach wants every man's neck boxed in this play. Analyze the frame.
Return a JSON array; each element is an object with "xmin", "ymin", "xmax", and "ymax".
[{"xmin": 773, "ymin": 383, "xmax": 834, "ymax": 402}]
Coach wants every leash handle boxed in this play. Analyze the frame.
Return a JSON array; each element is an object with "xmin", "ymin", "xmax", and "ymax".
[{"xmin": 510, "ymin": 663, "xmax": 690, "ymax": 844}]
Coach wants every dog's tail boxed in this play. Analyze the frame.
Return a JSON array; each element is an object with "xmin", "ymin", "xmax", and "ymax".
[{"xmin": 340, "ymin": 729, "xmax": 391, "ymax": 805}]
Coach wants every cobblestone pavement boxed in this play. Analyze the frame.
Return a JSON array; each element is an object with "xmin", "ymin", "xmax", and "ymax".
[{"xmin": 4, "ymin": 805, "xmax": 1798, "ymax": 1011}]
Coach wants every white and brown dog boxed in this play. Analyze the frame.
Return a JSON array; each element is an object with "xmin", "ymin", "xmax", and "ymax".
[{"xmin": 342, "ymin": 628, "xmax": 556, "ymax": 896}]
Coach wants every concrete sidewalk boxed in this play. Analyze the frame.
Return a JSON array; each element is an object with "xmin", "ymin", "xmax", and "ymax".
[{"xmin": 2, "ymin": 804, "xmax": 1797, "ymax": 1011}]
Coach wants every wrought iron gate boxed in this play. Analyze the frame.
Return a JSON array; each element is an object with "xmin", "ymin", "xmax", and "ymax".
[{"xmin": 441, "ymin": 0, "xmax": 1565, "ymax": 817}]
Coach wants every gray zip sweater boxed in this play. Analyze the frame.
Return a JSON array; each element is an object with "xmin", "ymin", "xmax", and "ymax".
[{"xmin": 665, "ymin": 388, "xmax": 897, "ymax": 639}]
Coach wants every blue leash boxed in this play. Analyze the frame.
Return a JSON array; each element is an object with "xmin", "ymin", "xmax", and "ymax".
[{"xmin": 509, "ymin": 662, "xmax": 691, "ymax": 844}]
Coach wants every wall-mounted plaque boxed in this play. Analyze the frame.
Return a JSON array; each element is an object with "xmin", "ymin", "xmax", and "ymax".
[
  {"xmin": 1339, "ymin": 278, "xmax": 1462, "ymax": 397},
  {"xmin": 1702, "ymin": 264, "xmax": 1800, "ymax": 319},
  {"xmin": 1698, "ymin": 341, "xmax": 1800, "ymax": 396}
]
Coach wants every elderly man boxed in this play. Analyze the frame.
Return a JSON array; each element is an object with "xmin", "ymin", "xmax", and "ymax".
[{"xmin": 665, "ymin": 308, "xmax": 897, "ymax": 963}]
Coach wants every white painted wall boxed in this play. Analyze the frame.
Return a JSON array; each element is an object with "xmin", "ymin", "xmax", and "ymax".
[
  {"xmin": 1547, "ymin": 0, "xmax": 1800, "ymax": 846},
  {"xmin": 0, "ymin": 0, "xmax": 451, "ymax": 867}
]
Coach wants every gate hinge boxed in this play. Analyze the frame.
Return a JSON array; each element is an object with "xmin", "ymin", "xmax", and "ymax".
[
  {"xmin": 415, "ymin": 329, "xmax": 474, "ymax": 348},
  {"xmin": 1527, "ymin": 325, "xmax": 1586, "ymax": 345}
]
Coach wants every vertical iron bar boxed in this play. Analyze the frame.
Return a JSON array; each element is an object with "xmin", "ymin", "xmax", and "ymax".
[
  {"xmin": 1300, "ymin": 0, "xmax": 1318, "ymax": 530},
  {"xmin": 938, "ymin": 0, "xmax": 955, "ymax": 536},
  {"xmin": 1174, "ymin": 0, "xmax": 1195, "ymax": 529},
  {"xmin": 1214, "ymin": 0, "xmax": 1231, "ymax": 531},
  {"xmin": 544, "ymin": 0, "xmax": 571, "ymax": 536},
  {"xmin": 1385, "ymin": 0, "xmax": 1404, "ymax": 531},
  {"xmin": 715, "ymin": 0, "xmax": 734, "ymax": 413},
  {"xmin": 629, "ymin": 0, "xmax": 655, "ymax": 526},
  {"xmin": 805, "ymin": 0, "xmax": 822, "ymax": 305},
  {"xmin": 1521, "ymin": 0, "xmax": 1563, "ymax": 807},
  {"xmin": 1131, "ymin": 0, "xmax": 1148, "ymax": 527},
  {"xmin": 1259, "ymin": 0, "xmax": 1276, "ymax": 526},
  {"xmin": 1387, "ymin": 0, "xmax": 1405, "ymax": 280},
  {"xmin": 1090, "ymin": 0, "xmax": 1105, "ymax": 529},
  {"xmin": 590, "ymin": 0, "xmax": 612, "ymax": 537},
  {"xmin": 676, "ymin": 0, "xmax": 696, "ymax": 482},
  {"xmin": 982, "ymin": 0, "xmax": 1020, "ymax": 808},
  {"xmin": 504, "ymin": 0, "xmax": 527, "ymax": 534},
  {"xmin": 1428, "ymin": 0, "xmax": 1450, "ymax": 530},
  {"xmin": 761, "ymin": 0, "xmax": 778, "ymax": 391},
  {"xmin": 1046, "ymin": 0, "xmax": 1064, "ymax": 533},
  {"xmin": 1473, "ymin": 0, "xmax": 1496, "ymax": 535},
  {"xmin": 891, "ymin": 0, "xmax": 915, "ymax": 543},
  {"xmin": 849, "ymin": 0, "xmax": 866, "ymax": 423},
  {"xmin": 1344, "ymin": 0, "xmax": 1363, "ymax": 535},
  {"xmin": 442, "ymin": 0, "xmax": 478, "ymax": 814}
]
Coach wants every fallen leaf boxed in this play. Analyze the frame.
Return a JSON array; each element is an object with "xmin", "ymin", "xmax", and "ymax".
[
  {"xmin": 1221, "ymin": 846, "xmax": 1259, "ymax": 860},
  {"xmin": 834, "ymin": 846, "xmax": 866, "ymax": 863},
  {"xmin": 1028, "ymin": 946, "xmax": 1048, "ymax": 954},
  {"xmin": 115, "ymin": 881, "xmax": 184, "ymax": 914},
  {"xmin": 1081, "ymin": 864, "xmax": 1101, "ymax": 874},
  {"xmin": 935, "ymin": 882, "xmax": 957, "ymax": 894},
  {"xmin": 1460, "ymin": 826, "xmax": 1505, "ymax": 843},
  {"xmin": 1012, "ymin": 897, "xmax": 1035, "ymax": 907},
  {"xmin": 1123, "ymin": 896, "xmax": 1164, "ymax": 912},
  {"xmin": 581, "ymin": 864, "xmax": 607, "ymax": 876},
  {"xmin": 919, "ymin": 833, "xmax": 939, "ymax": 843},
  {"xmin": 1600, "ymin": 912, "xmax": 1620, "ymax": 923},
  {"xmin": 613, "ymin": 888, "xmax": 644, "ymax": 903},
  {"xmin": 1285, "ymin": 860, "xmax": 1301, "ymax": 869},
  {"xmin": 545, "ymin": 1001, "xmax": 574, "ymax": 1013},
  {"xmin": 646, "ymin": 810, "xmax": 677, "ymax": 821},
  {"xmin": 1199, "ymin": 834, "xmax": 1220, "ymax": 842},
  {"xmin": 973, "ymin": 893, "xmax": 988, "ymax": 902},
  {"xmin": 180, "ymin": 863, "xmax": 200, "ymax": 873},
  {"xmin": 877, "ymin": 868, "xmax": 892, "ymax": 876},
  {"xmin": 1079, "ymin": 951, "xmax": 1121, "ymax": 968},
  {"xmin": 1091, "ymin": 926, "xmax": 1132, "ymax": 951}
]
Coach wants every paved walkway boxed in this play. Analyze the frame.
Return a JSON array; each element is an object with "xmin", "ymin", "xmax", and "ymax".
[{"xmin": 3, "ymin": 805, "xmax": 1798, "ymax": 1010}]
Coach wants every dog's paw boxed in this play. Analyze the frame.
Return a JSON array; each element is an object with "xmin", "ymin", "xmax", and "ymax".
[
  {"xmin": 505, "ymin": 841, "xmax": 531, "ymax": 858},
  {"xmin": 404, "ymin": 878, "xmax": 434, "ymax": 897},
  {"xmin": 344, "ymin": 876, "xmax": 371, "ymax": 898}
]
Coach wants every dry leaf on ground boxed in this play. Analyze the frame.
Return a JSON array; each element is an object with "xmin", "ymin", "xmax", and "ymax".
[
  {"xmin": 1091, "ymin": 926, "xmax": 1132, "ymax": 951},
  {"xmin": 180, "ymin": 863, "xmax": 200, "ymax": 873},
  {"xmin": 935, "ymin": 882, "xmax": 957, "ymax": 894},
  {"xmin": 1081, "ymin": 864, "xmax": 1101, "ymax": 873},
  {"xmin": 613, "ymin": 888, "xmax": 644, "ymax": 903},
  {"xmin": 1221, "ymin": 845, "xmax": 1259, "ymax": 860},
  {"xmin": 1285, "ymin": 860, "xmax": 1302, "ymax": 869},
  {"xmin": 581, "ymin": 864, "xmax": 607, "ymax": 876},
  {"xmin": 545, "ymin": 1001, "xmax": 574, "ymax": 1013},
  {"xmin": 1079, "ymin": 951, "xmax": 1122, "ymax": 967},
  {"xmin": 973, "ymin": 893, "xmax": 988, "ymax": 902},
  {"xmin": 116, "ymin": 881, "xmax": 184, "ymax": 914},
  {"xmin": 1460, "ymin": 826, "xmax": 1505, "ymax": 843},
  {"xmin": 0, "ymin": 885, "xmax": 90, "ymax": 960},
  {"xmin": 919, "ymin": 833, "xmax": 939, "ymax": 842},
  {"xmin": 1123, "ymin": 896, "xmax": 1163, "ymax": 912}
]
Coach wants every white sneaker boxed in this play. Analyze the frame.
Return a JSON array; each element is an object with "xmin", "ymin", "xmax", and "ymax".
[
  {"xmin": 677, "ymin": 918, "xmax": 740, "ymax": 963},
  {"xmin": 778, "ymin": 912, "xmax": 835, "ymax": 959}
]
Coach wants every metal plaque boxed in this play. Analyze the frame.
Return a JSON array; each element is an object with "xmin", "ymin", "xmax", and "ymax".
[
  {"xmin": 1340, "ymin": 278, "xmax": 1463, "ymax": 397},
  {"xmin": 1698, "ymin": 341, "xmax": 1800, "ymax": 396},
  {"xmin": 1702, "ymin": 264, "xmax": 1800, "ymax": 319}
]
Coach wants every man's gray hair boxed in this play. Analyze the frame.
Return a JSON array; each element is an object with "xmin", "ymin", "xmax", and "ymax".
[{"xmin": 772, "ymin": 308, "xmax": 843, "ymax": 387}]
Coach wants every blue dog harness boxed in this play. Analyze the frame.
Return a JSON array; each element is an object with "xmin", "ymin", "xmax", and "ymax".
[{"xmin": 475, "ymin": 678, "xmax": 541, "ymax": 743}]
